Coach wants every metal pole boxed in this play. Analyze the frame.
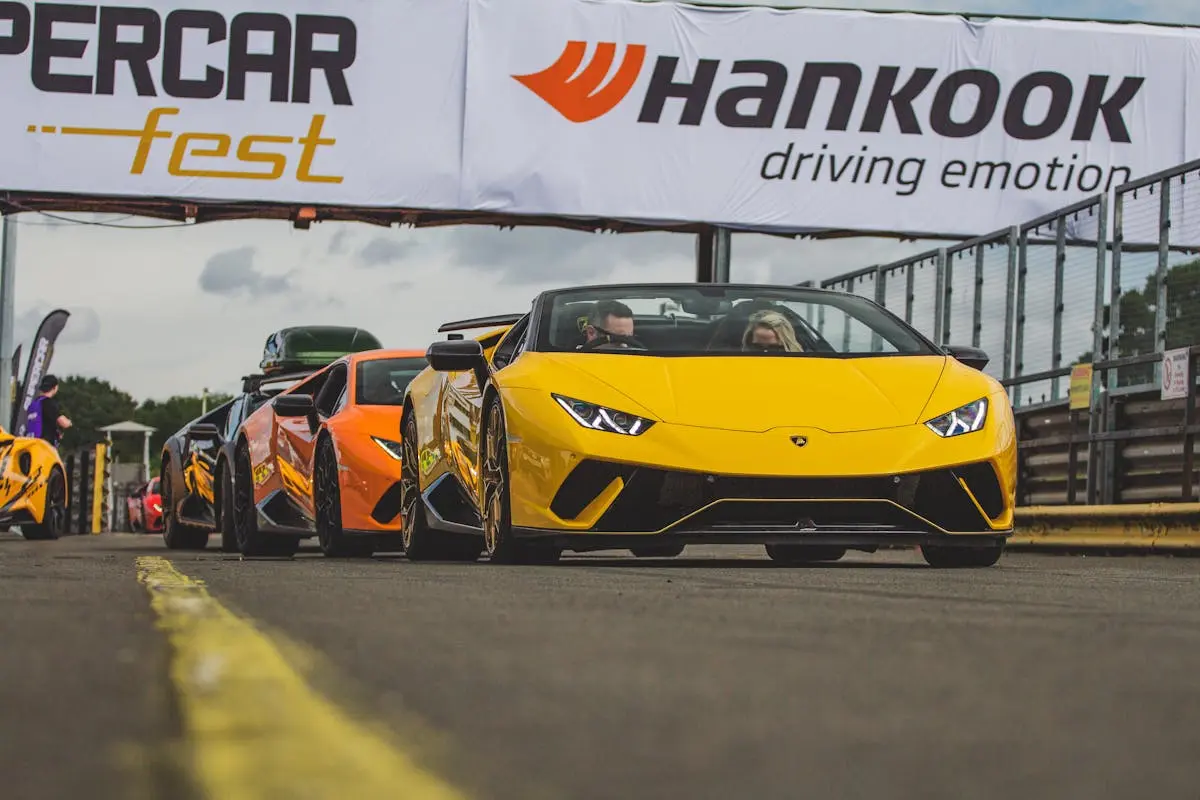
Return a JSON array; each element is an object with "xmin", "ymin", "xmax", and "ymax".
[
  {"xmin": 694, "ymin": 228, "xmax": 715, "ymax": 282},
  {"xmin": 1154, "ymin": 179, "xmax": 1171, "ymax": 387},
  {"xmin": 1013, "ymin": 228, "xmax": 1030, "ymax": 406},
  {"xmin": 106, "ymin": 431, "xmax": 114, "ymax": 533},
  {"xmin": 0, "ymin": 214, "xmax": 16, "ymax": 433},
  {"xmin": 1087, "ymin": 193, "xmax": 1109, "ymax": 505},
  {"xmin": 202, "ymin": 388, "xmax": 209, "ymax": 415},
  {"xmin": 932, "ymin": 249, "xmax": 947, "ymax": 345},
  {"xmin": 1002, "ymin": 226, "xmax": 1019, "ymax": 382},
  {"xmin": 712, "ymin": 227, "xmax": 732, "ymax": 283},
  {"xmin": 871, "ymin": 267, "xmax": 886, "ymax": 352},
  {"xmin": 972, "ymin": 244, "xmax": 985, "ymax": 348},
  {"xmin": 1051, "ymin": 215, "xmax": 1067, "ymax": 401},
  {"xmin": 143, "ymin": 431, "xmax": 150, "ymax": 484},
  {"xmin": 940, "ymin": 248, "xmax": 954, "ymax": 345}
]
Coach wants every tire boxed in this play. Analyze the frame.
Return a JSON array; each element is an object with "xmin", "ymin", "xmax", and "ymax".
[
  {"xmin": 920, "ymin": 541, "xmax": 1005, "ymax": 568},
  {"xmin": 400, "ymin": 410, "xmax": 481, "ymax": 562},
  {"xmin": 630, "ymin": 543, "xmax": 686, "ymax": 558},
  {"xmin": 764, "ymin": 544, "xmax": 846, "ymax": 564},
  {"xmin": 22, "ymin": 468, "xmax": 67, "ymax": 541},
  {"xmin": 481, "ymin": 396, "xmax": 560, "ymax": 566},
  {"xmin": 233, "ymin": 442, "xmax": 299, "ymax": 558},
  {"xmin": 217, "ymin": 461, "xmax": 239, "ymax": 553},
  {"xmin": 162, "ymin": 457, "xmax": 209, "ymax": 551},
  {"xmin": 314, "ymin": 437, "xmax": 374, "ymax": 558}
]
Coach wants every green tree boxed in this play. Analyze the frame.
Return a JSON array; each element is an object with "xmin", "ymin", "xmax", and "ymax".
[
  {"xmin": 1075, "ymin": 257, "xmax": 1200, "ymax": 384},
  {"xmin": 134, "ymin": 392, "xmax": 234, "ymax": 461},
  {"xmin": 55, "ymin": 376, "xmax": 138, "ymax": 454}
]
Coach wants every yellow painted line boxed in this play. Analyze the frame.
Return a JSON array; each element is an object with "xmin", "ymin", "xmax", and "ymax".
[{"xmin": 134, "ymin": 556, "xmax": 468, "ymax": 800}]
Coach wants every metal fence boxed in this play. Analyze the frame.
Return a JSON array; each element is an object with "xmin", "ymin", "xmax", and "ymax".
[{"xmin": 819, "ymin": 156, "xmax": 1200, "ymax": 410}]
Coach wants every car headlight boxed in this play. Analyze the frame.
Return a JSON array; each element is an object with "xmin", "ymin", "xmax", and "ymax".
[
  {"xmin": 924, "ymin": 398, "xmax": 988, "ymax": 437},
  {"xmin": 371, "ymin": 436, "xmax": 404, "ymax": 461},
  {"xmin": 552, "ymin": 394, "xmax": 655, "ymax": 435}
]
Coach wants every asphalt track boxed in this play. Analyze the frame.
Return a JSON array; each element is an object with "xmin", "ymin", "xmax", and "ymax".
[{"xmin": 3, "ymin": 533, "xmax": 1200, "ymax": 800}]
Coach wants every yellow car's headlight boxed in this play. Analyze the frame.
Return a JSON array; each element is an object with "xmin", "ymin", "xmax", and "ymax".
[
  {"xmin": 924, "ymin": 398, "xmax": 988, "ymax": 438},
  {"xmin": 552, "ymin": 394, "xmax": 655, "ymax": 436},
  {"xmin": 371, "ymin": 436, "xmax": 404, "ymax": 461}
]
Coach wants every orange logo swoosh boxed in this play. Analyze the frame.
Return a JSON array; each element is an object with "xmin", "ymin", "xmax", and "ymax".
[{"xmin": 513, "ymin": 41, "xmax": 647, "ymax": 123}]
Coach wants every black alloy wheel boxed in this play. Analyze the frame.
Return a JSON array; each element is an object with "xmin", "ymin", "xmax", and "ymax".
[
  {"xmin": 233, "ymin": 443, "xmax": 298, "ymax": 558},
  {"xmin": 481, "ymin": 398, "xmax": 559, "ymax": 566},
  {"xmin": 314, "ymin": 438, "xmax": 374, "ymax": 558},
  {"xmin": 23, "ymin": 468, "xmax": 67, "ymax": 540}
]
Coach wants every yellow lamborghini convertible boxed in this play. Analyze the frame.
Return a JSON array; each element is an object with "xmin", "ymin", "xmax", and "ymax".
[
  {"xmin": 0, "ymin": 426, "xmax": 68, "ymax": 540},
  {"xmin": 400, "ymin": 284, "xmax": 1016, "ymax": 568}
]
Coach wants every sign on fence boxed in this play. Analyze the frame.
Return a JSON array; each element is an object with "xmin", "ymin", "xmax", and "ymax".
[
  {"xmin": 1069, "ymin": 364, "xmax": 1093, "ymax": 410},
  {"xmin": 1161, "ymin": 348, "xmax": 1191, "ymax": 400}
]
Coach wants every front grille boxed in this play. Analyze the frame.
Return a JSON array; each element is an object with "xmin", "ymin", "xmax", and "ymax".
[
  {"xmin": 952, "ymin": 462, "xmax": 1005, "ymax": 519},
  {"xmin": 550, "ymin": 459, "xmax": 999, "ymax": 534}
]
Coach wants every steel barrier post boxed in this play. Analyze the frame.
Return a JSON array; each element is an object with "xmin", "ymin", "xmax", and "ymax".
[
  {"xmin": 0, "ymin": 214, "xmax": 15, "ymax": 433},
  {"xmin": 933, "ymin": 248, "xmax": 947, "ymax": 345},
  {"xmin": 1051, "ymin": 215, "xmax": 1067, "ymax": 401},
  {"xmin": 1087, "ymin": 193, "xmax": 1109, "ymax": 505},
  {"xmin": 1184, "ymin": 350, "xmax": 1196, "ymax": 502},
  {"xmin": 972, "ymin": 244, "xmax": 985, "ymax": 348},
  {"xmin": 904, "ymin": 260, "xmax": 916, "ymax": 325},
  {"xmin": 1013, "ymin": 229, "xmax": 1030, "ymax": 404},
  {"xmin": 1154, "ymin": 180, "xmax": 1171, "ymax": 386},
  {"xmin": 871, "ymin": 267, "xmax": 886, "ymax": 352},
  {"xmin": 1002, "ymin": 226, "xmax": 1019, "ymax": 382}
]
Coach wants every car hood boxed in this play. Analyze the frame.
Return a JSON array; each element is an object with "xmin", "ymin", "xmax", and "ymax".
[{"xmin": 538, "ymin": 353, "xmax": 949, "ymax": 433}]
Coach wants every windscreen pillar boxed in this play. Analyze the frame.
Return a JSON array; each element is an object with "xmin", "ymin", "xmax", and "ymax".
[{"xmin": 694, "ymin": 226, "xmax": 732, "ymax": 283}]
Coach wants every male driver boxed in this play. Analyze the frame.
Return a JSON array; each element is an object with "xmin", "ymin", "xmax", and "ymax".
[
  {"xmin": 25, "ymin": 375, "xmax": 72, "ymax": 448},
  {"xmin": 582, "ymin": 300, "xmax": 635, "ymax": 347}
]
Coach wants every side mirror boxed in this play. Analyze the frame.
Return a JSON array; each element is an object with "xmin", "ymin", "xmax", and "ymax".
[
  {"xmin": 184, "ymin": 422, "xmax": 221, "ymax": 452},
  {"xmin": 944, "ymin": 344, "xmax": 990, "ymax": 371},
  {"xmin": 427, "ymin": 339, "xmax": 485, "ymax": 372},
  {"xmin": 274, "ymin": 393, "xmax": 316, "ymax": 417}
]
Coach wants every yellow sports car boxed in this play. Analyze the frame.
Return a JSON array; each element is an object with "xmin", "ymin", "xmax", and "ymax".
[
  {"xmin": 0, "ymin": 426, "xmax": 68, "ymax": 540},
  {"xmin": 400, "ymin": 284, "xmax": 1016, "ymax": 568}
]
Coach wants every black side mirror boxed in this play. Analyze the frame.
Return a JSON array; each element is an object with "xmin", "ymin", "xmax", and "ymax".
[
  {"xmin": 427, "ymin": 339, "xmax": 485, "ymax": 372},
  {"xmin": 184, "ymin": 422, "xmax": 221, "ymax": 452},
  {"xmin": 943, "ymin": 344, "xmax": 990, "ymax": 371},
  {"xmin": 274, "ymin": 393, "xmax": 316, "ymax": 417}
]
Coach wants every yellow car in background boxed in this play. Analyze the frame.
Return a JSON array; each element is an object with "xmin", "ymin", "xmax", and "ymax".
[
  {"xmin": 400, "ymin": 284, "xmax": 1016, "ymax": 568},
  {"xmin": 0, "ymin": 426, "xmax": 68, "ymax": 540}
]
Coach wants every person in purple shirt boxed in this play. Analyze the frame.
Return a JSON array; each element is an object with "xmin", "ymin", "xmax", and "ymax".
[{"xmin": 25, "ymin": 375, "xmax": 72, "ymax": 448}]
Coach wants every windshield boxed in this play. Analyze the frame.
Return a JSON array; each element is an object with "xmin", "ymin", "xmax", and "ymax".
[
  {"xmin": 356, "ymin": 357, "xmax": 427, "ymax": 405},
  {"xmin": 534, "ymin": 285, "xmax": 936, "ymax": 357}
]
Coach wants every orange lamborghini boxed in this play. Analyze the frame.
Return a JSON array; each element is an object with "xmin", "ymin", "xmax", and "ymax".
[{"xmin": 228, "ymin": 349, "xmax": 426, "ymax": 557}]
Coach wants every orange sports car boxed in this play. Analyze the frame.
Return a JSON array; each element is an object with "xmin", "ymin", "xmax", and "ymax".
[{"xmin": 227, "ymin": 349, "xmax": 426, "ymax": 557}]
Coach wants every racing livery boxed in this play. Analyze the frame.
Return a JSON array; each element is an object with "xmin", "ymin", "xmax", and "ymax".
[
  {"xmin": 401, "ymin": 283, "xmax": 1017, "ymax": 567},
  {"xmin": 229, "ymin": 349, "xmax": 428, "ymax": 558},
  {"xmin": 0, "ymin": 425, "xmax": 68, "ymax": 540},
  {"xmin": 160, "ymin": 325, "xmax": 384, "ymax": 552}
]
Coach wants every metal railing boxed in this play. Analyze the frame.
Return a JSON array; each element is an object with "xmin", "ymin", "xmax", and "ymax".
[
  {"xmin": 1000, "ymin": 347, "xmax": 1199, "ymax": 506},
  {"xmin": 814, "ymin": 157, "xmax": 1200, "ymax": 506}
]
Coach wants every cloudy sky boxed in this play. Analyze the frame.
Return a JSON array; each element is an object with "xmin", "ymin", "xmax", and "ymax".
[{"xmin": 7, "ymin": 0, "xmax": 1197, "ymax": 404}]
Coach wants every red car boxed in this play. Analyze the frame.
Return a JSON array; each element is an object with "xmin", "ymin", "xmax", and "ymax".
[{"xmin": 127, "ymin": 477, "xmax": 163, "ymax": 533}]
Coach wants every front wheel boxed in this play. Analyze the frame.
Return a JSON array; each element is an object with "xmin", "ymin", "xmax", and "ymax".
[
  {"xmin": 920, "ymin": 541, "xmax": 1005, "ymax": 568},
  {"xmin": 315, "ymin": 438, "xmax": 374, "ymax": 558},
  {"xmin": 218, "ymin": 463, "xmax": 238, "ymax": 553},
  {"xmin": 481, "ymin": 397, "xmax": 560, "ymax": 566},
  {"xmin": 22, "ymin": 468, "xmax": 67, "ymax": 541}
]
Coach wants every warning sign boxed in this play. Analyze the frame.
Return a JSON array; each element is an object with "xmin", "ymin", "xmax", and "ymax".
[
  {"xmin": 1069, "ymin": 364, "xmax": 1093, "ymax": 410},
  {"xmin": 1161, "ymin": 348, "xmax": 1191, "ymax": 400}
]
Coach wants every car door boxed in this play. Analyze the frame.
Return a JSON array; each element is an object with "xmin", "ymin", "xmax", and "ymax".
[
  {"xmin": 442, "ymin": 317, "xmax": 531, "ymax": 504},
  {"xmin": 274, "ymin": 368, "xmax": 334, "ymax": 515}
]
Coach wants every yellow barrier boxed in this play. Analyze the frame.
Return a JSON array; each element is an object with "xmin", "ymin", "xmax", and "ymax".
[
  {"xmin": 1011, "ymin": 503, "xmax": 1200, "ymax": 551},
  {"xmin": 92, "ymin": 442, "xmax": 107, "ymax": 534}
]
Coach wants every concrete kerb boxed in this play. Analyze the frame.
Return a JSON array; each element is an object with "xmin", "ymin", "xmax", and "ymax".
[{"xmin": 1009, "ymin": 503, "xmax": 1200, "ymax": 553}]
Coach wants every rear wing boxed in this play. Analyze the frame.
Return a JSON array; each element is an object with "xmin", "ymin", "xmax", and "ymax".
[
  {"xmin": 436, "ymin": 313, "xmax": 524, "ymax": 333},
  {"xmin": 240, "ymin": 369, "xmax": 319, "ymax": 394}
]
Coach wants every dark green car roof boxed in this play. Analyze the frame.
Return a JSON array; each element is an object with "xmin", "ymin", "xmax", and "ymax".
[{"xmin": 260, "ymin": 326, "xmax": 383, "ymax": 374}]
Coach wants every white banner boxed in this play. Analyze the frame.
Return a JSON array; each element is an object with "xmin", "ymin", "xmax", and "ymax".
[
  {"xmin": 0, "ymin": 0, "xmax": 467, "ymax": 208},
  {"xmin": 463, "ymin": 0, "xmax": 1200, "ymax": 237}
]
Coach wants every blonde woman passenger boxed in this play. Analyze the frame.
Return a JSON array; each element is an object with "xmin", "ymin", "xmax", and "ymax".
[{"xmin": 742, "ymin": 310, "xmax": 804, "ymax": 352}]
